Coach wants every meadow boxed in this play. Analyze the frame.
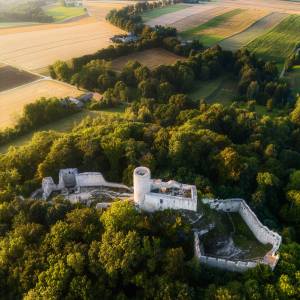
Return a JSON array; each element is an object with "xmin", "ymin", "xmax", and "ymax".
[
  {"xmin": 247, "ymin": 15, "xmax": 300, "ymax": 65},
  {"xmin": 44, "ymin": 5, "xmax": 86, "ymax": 22},
  {"xmin": 180, "ymin": 9, "xmax": 268, "ymax": 46},
  {"xmin": 110, "ymin": 48, "xmax": 184, "ymax": 71}
]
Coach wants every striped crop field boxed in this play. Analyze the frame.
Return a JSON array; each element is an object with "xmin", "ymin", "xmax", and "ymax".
[
  {"xmin": 180, "ymin": 8, "xmax": 268, "ymax": 47},
  {"xmin": 246, "ymin": 15, "xmax": 300, "ymax": 65}
]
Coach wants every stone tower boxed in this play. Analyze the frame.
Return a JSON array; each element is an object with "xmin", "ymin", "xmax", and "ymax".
[{"xmin": 133, "ymin": 166, "xmax": 151, "ymax": 207}]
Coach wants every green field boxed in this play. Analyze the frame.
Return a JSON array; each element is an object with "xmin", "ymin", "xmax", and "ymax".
[
  {"xmin": 180, "ymin": 9, "xmax": 243, "ymax": 46},
  {"xmin": 141, "ymin": 4, "xmax": 189, "ymax": 22},
  {"xmin": 44, "ymin": 4, "xmax": 86, "ymax": 22},
  {"xmin": 0, "ymin": 107, "xmax": 125, "ymax": 153},
  {"xmin": 247, "ymin": 15, "xmax": 300, "ymax": 65},
  {"xmin": 189, "ymin": 76, "xmax": 237, "ymax": 104},
  {"xmin": 0, "ymin": 22, "xmax": 39, "ymax": 28}
]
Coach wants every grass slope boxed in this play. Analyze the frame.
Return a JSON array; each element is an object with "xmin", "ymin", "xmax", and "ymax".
[
  {"xmin": 141, "ymin": 4, "xmax": 189, "ymax": 22},
  {"xmin": 0, "ymin": 107, "xmax": 125, "ymax": 153},
  {"xmin": 247, "ymin": 15, "xmax": 300, "ymax": 65},
  {"xmin": 180, "ymin": 9, "xmax": 243, "ymax": 46},
  {"xmin": 44, "ymin": 5, "xmax": 86, "ymax": 22}
]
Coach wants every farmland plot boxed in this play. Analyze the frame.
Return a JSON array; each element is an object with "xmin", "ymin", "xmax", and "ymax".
[
  {"xmin": 110, "ymin": 48, "xmax": 184, "ymax": 71},
  {"xmin": 0, "ymin": 65, "xmax": 40, "ymax": 92},
  {"xmin": 180, "ymin": 8, "xmax": 269, "ymax": 46},
  {"xmin": 0, "ymin": 79, "xmax": 82, "ymax": 128},
  {"xmin": 219, "ymin": 12, "xmax": 288, "ymax": 51},
  {"xmin": 247, "ymin": 15, "xmax": 300, "ymax": 64}
]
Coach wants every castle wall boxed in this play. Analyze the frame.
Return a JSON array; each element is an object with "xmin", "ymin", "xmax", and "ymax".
[
  {"xmin": 194, "ymin": 232, "xmax": 259, "ymax": 272},
  {"xmin": 200, "ymin": 198, "xmax": 282, "ymax": 270},
  {"xmin": 142, "ymin": 192, "xmax": 197, "ymax": 212}
]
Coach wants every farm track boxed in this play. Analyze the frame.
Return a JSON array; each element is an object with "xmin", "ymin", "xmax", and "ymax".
[{"xmin": 219, "ymin": 12, "xmax": 288, "ymax": 51}]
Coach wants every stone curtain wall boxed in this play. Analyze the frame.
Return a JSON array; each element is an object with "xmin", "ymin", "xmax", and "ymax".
[
  {"xmin": 196, "ymin": 198, "xmax": 282, "ymax": 271},
  {"xmin": 194, "ymin": 232, "xmax": 258, "ymax": 272}
]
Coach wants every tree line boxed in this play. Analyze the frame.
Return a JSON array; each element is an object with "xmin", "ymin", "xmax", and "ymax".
[{"xmin": 1, "ymin": 99, "xmax": 300, "ymax": 298}]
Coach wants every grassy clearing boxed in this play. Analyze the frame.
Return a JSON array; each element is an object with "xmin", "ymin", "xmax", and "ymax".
[
  {"xmin": 189, "ymin": 76, "xmax": 237, "ymax": 105},
  {"xmin": 0, "ymin": 107, "xmax": 125, "ymax": 153},
  {"xmin": 247, "ymin": 15, "xmax": 300, "ymax": 65},
  {"xmin": 44, "ymin": 5, "xmax": 86, "ymax": 22},
  {"xmin": 111, "ymin": 48, "xmax": 184, "ymax": 71},
  {"xmin": 141, "ymin": 4, "xmax": 189, "ymax": 22},
  {"xmin": 180, "ymin": 9, "xmax": 267, "ymax": 47}
]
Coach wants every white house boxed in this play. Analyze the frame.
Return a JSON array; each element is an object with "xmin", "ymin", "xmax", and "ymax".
[{"xmin": 64, "ymin": 0, "xmax": 83, "ymax": 7}]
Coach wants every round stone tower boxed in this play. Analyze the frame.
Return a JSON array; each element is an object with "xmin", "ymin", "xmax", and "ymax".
[{"xmin": 133, "ymin": 166, "xmax": 151, "ymax": 207}]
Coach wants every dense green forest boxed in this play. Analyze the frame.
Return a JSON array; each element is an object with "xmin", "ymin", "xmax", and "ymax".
[{"xmin": 0, "ymin": 2, "xmax": 300, "ymax": 299}]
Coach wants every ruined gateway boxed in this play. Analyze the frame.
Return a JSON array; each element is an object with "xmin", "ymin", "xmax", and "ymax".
[{"xmin": 36, "ymin": 166, "xmax": 281, "ymax": 272}]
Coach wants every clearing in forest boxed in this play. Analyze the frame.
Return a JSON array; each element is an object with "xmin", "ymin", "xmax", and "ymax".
[
  {"xmin": 141, "ymin": 3, "xmax": 190, "ymax": 22},
  {"xmin": 219, "ymin": 12, "xmax": 288, "ymax": 51},
  {"xmin": 180, "ymin": 8, "xmax": 268, "ymax": 46},
  {"xmin": 247, "ymin": 15, "xmax": 300, "ymax": 65},
  {"xmin": 0, "ymin": 65, "xmax": 40, "ymax": 92},
  {"xmin": 110, "ymin": 48, "xmax": 184, "ymax": 71},
  {"xmin": 0, "ymin": 79, "xmax": 82, "ymax": 128}
]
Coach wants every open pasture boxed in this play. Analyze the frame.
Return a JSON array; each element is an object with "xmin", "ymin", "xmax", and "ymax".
[
  {"xmin": 219, "ymin": 12, "xmax": 288, "ymax": 51},
  {"xmin": 246, "ymin": 15, "xmax": 300, "ymax": 64},
  {"xmin": 0, "ymin": 79, "xmax": 82, "ymax": 128},
  {"xmin": 180, "ymin": 8, "xmax": 268, "ymax": 46},
  {"xmin": 110, "ymin": 48, "xmax": 184, "ymax": 71},
  {"xmin": 0, "ymin": 65, "xmax": 40, "ymax": 92}
]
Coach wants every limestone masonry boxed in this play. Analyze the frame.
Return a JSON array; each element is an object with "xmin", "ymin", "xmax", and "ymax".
[{"xmin": 36, "ymin": 166, "xmax": 281, "ymax": 272}]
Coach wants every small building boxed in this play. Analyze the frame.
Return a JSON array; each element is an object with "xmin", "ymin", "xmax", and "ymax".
[{"xmin": 111, "ymin": 33, "xmax": 139, "ymax": 44}]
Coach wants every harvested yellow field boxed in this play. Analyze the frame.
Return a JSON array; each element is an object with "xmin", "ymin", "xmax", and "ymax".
[
  {"xmin": 111, "ymin": 48, "xmax": 184, "ymax": 71},
  {"xmin": 199, "ymin": 9, "xmax": 269, "ymax": 39},
  {"xmin": 0, "ymin": 1, "xmax": 133, "ymax": 73},
  {"xmin": 0, "ymin": 79, "xmax": 82, "ymax": 128}
]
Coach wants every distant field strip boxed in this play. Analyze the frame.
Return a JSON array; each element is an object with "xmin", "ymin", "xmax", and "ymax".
[
  {"xmin": 111, "ymin": 48, "xmax": 184, "ymax": 71},
  {"xmin": 141, "ymin": 4, "xmax": 190, "ymax": 22},
  {"xmin": 171, "ymin": 6, "xmax": 233, "ymax": 32},
  {"xmin": 180, "ymin": 9, "xmax": 268, "ymax": 46},
  {"xmin": 247, "ymin": 15, "xmax": 300, "ymax": 64},
  {"xmin": 219, "ymin": 12, "xmax": 288, "ymax": 51},
  {"xmin": 146, "ymin": 3, "xmax": 218, "ymax": 27}
]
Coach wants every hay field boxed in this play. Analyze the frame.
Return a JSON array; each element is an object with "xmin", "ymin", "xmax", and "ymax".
[
  {"xmin": 0, "ymin": 79, "xmax": 82, "ymax": 128},
  {"xmin": 0, "ymin": 65, "xmax": 40, "ymax": 92},
  {"xmin": 146, "ymin": 3, "xmax": 219, "ymax": 27},
  {"xmin": 180, "ymin": 8, "xmax": 269, "ymax": 46},
  {"xmin": 141, "ymin": 4, "xmax": 190, "ymax": 22},
  {"xmin": 171, "ymin": 6, "xmax": 233, "ymax": 32},
  {"xmin": 247, "ymin": 15, "xmax": 300, "ymax": 64},
  {"xmin": 219, "ymin": 12, "xmax": 288, "ymax": 51},
  {"xmin": 0, "ymin": 2, "xmax": 128, "ymax": 73},
  {"xmin": 111, "ymin": 48, "xmax": 184, "ymax": 71}
]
